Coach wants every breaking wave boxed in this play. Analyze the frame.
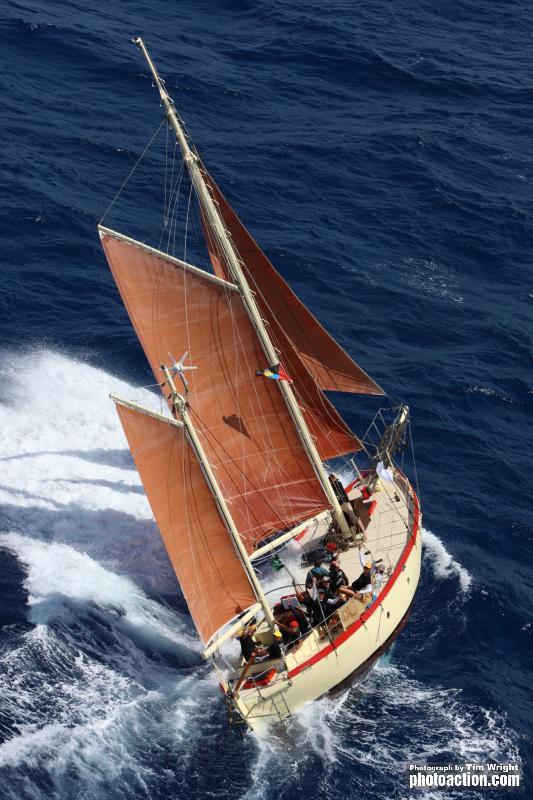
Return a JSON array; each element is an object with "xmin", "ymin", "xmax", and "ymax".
[
  {"xmin": 422, "ymin": 529, "xmax": 473, "ymax": 594},
  {"xmin": 0, "ymin": 348, "xmax": 177, "ymax": 595},
  {"xmin": 0, "ymin": 349, "xmax": 209, "ymax": 797},
  {"xmin": 246, "ymin": 659, "xmax": 520, "ymax": 800}
]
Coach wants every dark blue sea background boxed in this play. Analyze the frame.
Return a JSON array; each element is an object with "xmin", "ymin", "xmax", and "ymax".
[{"xmin": 0, "ymin": 1, "xmax": 531, "ymax": 798}]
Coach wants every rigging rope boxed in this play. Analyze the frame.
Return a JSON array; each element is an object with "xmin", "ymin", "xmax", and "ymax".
[{"xmin": 99, "ymin": 118, "xmax": 166, "ymax": 225}]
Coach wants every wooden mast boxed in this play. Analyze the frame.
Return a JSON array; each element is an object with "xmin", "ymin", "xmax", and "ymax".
[
  {"xmin": 160, "ymin": 364, "xmax": 276, "ymax": 629},
  {"xmin": 133, "ymin": 37, "xmax": 352, "ymax": 538}
]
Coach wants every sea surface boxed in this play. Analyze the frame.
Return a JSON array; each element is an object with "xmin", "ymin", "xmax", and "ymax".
[{"xmin": 0, "ymin": 1, "xmax": 531, "ymax": 798}]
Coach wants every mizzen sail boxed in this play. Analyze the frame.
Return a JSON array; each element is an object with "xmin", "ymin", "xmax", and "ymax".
[
  {"xmin": 114, "ymin": 400, "xmax": 257, "ymax": 645},
  {"xmin": 200, "ymin": 168, "xmax": 384, "ymax": 397},
  {"xmin": 101, "ymin": 228, "xmax": 330, "ymax": 553}
]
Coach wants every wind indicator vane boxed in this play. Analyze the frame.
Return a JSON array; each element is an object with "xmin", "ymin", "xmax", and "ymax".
[{"xmin": 168, "ymin": 351, "xmax": 197, "ymax": 395}]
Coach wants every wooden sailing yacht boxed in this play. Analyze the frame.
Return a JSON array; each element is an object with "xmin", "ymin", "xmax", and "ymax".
[{"xmin": 99, "ymin": 39, "xmax": 422, "ymax": 732}]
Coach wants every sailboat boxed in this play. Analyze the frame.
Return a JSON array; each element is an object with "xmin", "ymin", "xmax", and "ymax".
[{"xmin": 99, "ymin": 38, "xmax": 422, "ymax": 732}]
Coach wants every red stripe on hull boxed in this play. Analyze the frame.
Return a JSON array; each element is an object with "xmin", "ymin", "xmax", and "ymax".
[
  {"xmin": 327, "ymin": 597, "xmax": 414, "ymax": 696},
  {"xmin": 288, "ymin": 478, "xmax": 420, "ymax": 679}
]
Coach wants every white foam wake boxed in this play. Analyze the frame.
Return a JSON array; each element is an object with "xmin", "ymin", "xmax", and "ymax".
[
  {"xmin": 0, "ymin": 349, "xmax": 214, "ymax": 794},
  {"xmin": 245, "ymin": 660, "xmax": 520, "ymax": 800},
  {"xmin": 0, "ymin": 347, "xmax": 177, "ymax": 594},
  {"xmin": 422, "ymin": 528, "xmax": 473, "ymax": 593},
  {"xmin": 0, "ymin": 619, "xmax": 216, "ymax": 789},
  {"xmin": 0, "ymin": 531, "xmax": 198, "ymax": 654},
  {"xmin": 0, "ymin": 346, "xmax": 202, "ymax": 651}
]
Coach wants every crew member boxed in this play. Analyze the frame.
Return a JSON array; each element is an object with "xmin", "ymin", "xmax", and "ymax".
[
  {"xmin": 351, "ymin": 562, "xmax": 373, "ymax": 593},
  {"xmin": 329, "ymin": 560, "xmax": 352, "ymax": 594},
  {"xmin": 305, "ymin": 558, "xmax": 329, "ymax": 588},
  {"xmin": 237, "ymin": 626, "xmax": 258, "ymax": 661}
]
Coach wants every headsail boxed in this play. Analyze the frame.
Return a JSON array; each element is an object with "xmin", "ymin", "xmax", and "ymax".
[
  {"xmin": 101, "ymin": 228, "xmax": 330, "ymax": 552},
  {"xmin": 252, "ymin": 305, "xmax": 362, "ymax": 459},
  {"xmin": 113, "ymin": 399, "xmax": 257, "ymax": 645},
  {"xmin": 200, "ymin": 168, "xmax": 385, "ymax": 396}
]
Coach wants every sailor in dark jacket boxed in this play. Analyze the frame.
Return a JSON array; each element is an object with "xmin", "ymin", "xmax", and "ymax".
[
  {"xmin": 328, "ymin": 473, "xmax": 349, "ymax": 504},
  {"xmin": 328, "ymin": 560, "xmax": 350, "ymax": 593},
  {"xmin": 317, "ymin": 587, "xmax": 343, "ymax": 620},
  {"xmin": 237, "ymin": 627, "xmax": 258, "ymax": 661},
  {"xmin": 305, "ymin": 558, "xmax": 329, "ymax": 588},
  {"xmin": 351, "ymin": 562, "xmax": 373, "ymax": 593}
]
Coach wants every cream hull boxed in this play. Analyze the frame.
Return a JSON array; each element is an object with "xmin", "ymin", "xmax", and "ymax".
[{"xmin": 229, "ymin": 475, "xmax": 422, "ymax": 732}]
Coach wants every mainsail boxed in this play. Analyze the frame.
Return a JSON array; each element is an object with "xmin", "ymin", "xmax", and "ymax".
[
  {"xmin": 114, "ymin": 400, "xmax": 257, "ymax": 645},
  {"xmin": 199, "ymin": 168, "xmax": 385, "ymax": 397},
  {"xmin": 101, "ymin": 228, "xmax": 331, "ymax": 552}
]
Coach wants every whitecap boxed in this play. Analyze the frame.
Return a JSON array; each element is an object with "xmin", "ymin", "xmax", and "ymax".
[
  {"xmin": 0, "ymin": 531, "xmax": 198, "ymax": 656},
  {"xmin": 245, "ymin": 660, "xmax": 520, "ymax": 799},
  {"xmin": 0, "ymin": 347, "xmax": 177, "ymax": 594},
  {"xmin": 422, "ymin": 529, "xmax": 473, "ymax": 593}
]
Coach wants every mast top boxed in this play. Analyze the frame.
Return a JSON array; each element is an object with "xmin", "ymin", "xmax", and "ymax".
[
  {"xmin": 130, "ymin": 37, "xmax": 353, "ymax": 538},
  {"xmin": 133, "ymin": 37, "xmax": 194, "ymax": 163}
]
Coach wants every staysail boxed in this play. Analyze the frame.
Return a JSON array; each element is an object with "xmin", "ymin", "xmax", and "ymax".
[
  {"xmin": 249, "ymin": 304, "xmax": 362, "ymax": 459},
  {"xmin": 114, "ymin": 399, "xmax": 257, "ymax": 645},
  {"xmin": 200, "ymin": 168, "xmax": 384, "ymax": 397},
  {"xmin": 101, "ymin": 228, "xmax": 330, "ymax": 553}
]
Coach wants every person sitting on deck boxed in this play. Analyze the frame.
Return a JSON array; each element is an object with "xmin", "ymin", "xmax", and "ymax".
[
  {"xmin": 292, "ymin": 605, "xmax": 310, "ymax": 634},
  {"xmin": 275, "ymin": 619, "xmax": 302, "ymax": 650},
  {"xmin": 308, "ymin": 579, "xmax": 343, "ymax": 621},
  {"xmin": 254, "ymin": 629, "xmax": 284, "ymax": 662},
  {"xmin": 267, "ymin": 630, "xmax": 284, "ymax": 659},
  {"xmin": 316, "ymin": 588, "xmax": 344, "ymax": 634},
  {"xmin": 319, "ymin": 576, "xmax": 349, "ymax": 604},
  {"xmin": 319, "ymin": 574, "xmax": 353, "ymax": 602},
  {"xmin": 278, "ymin": 604, "xmax": 310, "ymax": 634},
  {"xmin": 328, "ymin": 560, "xmax": 354, "ymax": 595},
  {"xmin": 298, "ymin": 585, "xmax": 323, "ymax": 627},
  {"xmin": 305, "ymin": 558, "xmax": 329, "ymax": 588},
  {"xmin": 350, "ymin": 557, "xmax": 373, "ymax": 594},
  {"xmin": 372, "ymin": 562, "xmax": 388, "ymax": 596}
]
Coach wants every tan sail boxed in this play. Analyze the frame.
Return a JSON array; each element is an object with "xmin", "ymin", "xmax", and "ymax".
[
  {"xmin": 200, "ymin": 168, "xmax": 384, "ymax": 396},
  {"xmin": 114, "ymin": 400, "xmax": 257, "ymax": 645},
  {"xmin": 101, "ymin": 229, "xmax": 330, "ymax": 552},
  {"xmin": 254, "ymin": 306, "xmax": 362, "ymax": 458}
]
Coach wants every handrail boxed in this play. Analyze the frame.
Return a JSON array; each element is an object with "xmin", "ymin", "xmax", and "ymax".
[{"xmin": 234, "ymin": 657, "xmax": 287, "ymax": 696}]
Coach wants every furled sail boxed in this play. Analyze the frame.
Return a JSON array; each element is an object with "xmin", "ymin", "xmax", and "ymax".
[
  {"xmin": 114, "ymin": 400, "xmax": 257, "ymax": 645},
  {"xmin": 200, "ymin": 168, "xmax": 385, "ymax": 397},
  {"xmin": 100, "ymin": 228, "xmax": 330, "ymax": 553}
]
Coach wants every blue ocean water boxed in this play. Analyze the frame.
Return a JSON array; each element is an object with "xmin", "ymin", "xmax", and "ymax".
[{"xmin": 0, "ymin": 1, "xmax": 531, "ymax": 798}]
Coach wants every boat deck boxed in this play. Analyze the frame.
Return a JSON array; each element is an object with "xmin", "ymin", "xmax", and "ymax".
[
  {"xmin": 284, "ymin": 473, "xmax": 412, "ymax": 597},
  {"xmin": 238, "ymin": 471, "xmax": 414, "ymax": 687},
  {"xmin": 341, "ymin": 476, "xmax": 412, "ymax": 580}
]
